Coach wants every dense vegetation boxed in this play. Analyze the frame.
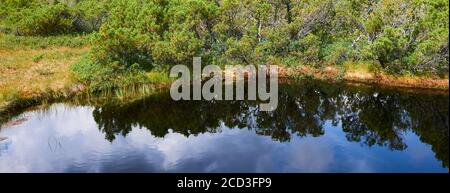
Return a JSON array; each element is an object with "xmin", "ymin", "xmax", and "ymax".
[{"xmin": 1, "ymin": 0, "xmax": 448, "ymax": 90}]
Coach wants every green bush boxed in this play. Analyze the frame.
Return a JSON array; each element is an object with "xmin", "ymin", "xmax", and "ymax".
[
  {"xmin": 91, "ymin": 28, "xmax": 154, "ymax": 69},
  {"xmin": 296, "ymin": 34, "xmax": 321, "ymax": 66},
  {"xmin": 13, "ymin": 3, "xmax": 75, "ymax": 36},
  {"xmin": 72, "ymin": 0, "xmax": 109, "ymax": 32},
  {"xmin": 71, "ymin": 53, "xmax": 149, "ymax": 91},
  {"xmin": 223, "ymin": 35, "xmax": 257, "ymax": 65},
  {"xmin": 71, "ymin": 0, "xmax": 164, "ymax": 90},
  {"xmin": 323, "ymin": 39, "xmax": 354, "ymax": 65},
  {"xmin": 88, "ymin": 0, "xmax": 165, "ymax": 70},
  {"xmin": 370, "ymin": 27, "xmax": 408, "ymax": 68},
  {"xmin": 0, "ymin": 0, "xmax": 109, "ymax": 35}
]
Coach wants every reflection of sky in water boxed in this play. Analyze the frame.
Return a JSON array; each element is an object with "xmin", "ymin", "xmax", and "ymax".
[{"xmin": 0, "ymin": 104, "xmax": 447, "ymax": 173}]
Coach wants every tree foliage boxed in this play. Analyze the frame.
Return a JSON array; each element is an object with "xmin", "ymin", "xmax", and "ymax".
[{"xmin": 1, "ymin": 0, "xmax": 448, "ymax": 78}]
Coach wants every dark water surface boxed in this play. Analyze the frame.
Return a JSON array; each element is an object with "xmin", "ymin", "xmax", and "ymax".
[{"xmin": 0, "ymin": 81, "xmax": 448, "ymax": 172}]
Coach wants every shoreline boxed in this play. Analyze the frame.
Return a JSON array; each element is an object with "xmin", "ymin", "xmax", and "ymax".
[
  {"xmin": 278, "ymin": 66, "xmax": 449, "ymax": 91},
  {"xmin": 1, "ymin": 68, "xmax": 448, "ymax": 116},
  {"xmin": 1, "ymin": 33, "xmax": 447, "ymax": 115}
]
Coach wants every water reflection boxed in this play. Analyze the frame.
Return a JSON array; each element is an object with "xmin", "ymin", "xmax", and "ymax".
[
  {"xmin": 0, "ymin": 81, "xmax": 448, "ymax": 172},
  {"xmin": 89, "ymin": 82, "xmax": 449, "ymax": 167}
]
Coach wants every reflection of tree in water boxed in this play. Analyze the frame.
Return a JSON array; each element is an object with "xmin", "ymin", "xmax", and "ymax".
[
  {"xmin": 340, "ymin": 91, "xmax": 410, "ymax": 151},
  {"xmin": 88, "ymin": 81, "xmax": 448, "ymax": 168},
  {"xmin": 405, "ymin": 95, "xmax": 449, "ymax": 168}
]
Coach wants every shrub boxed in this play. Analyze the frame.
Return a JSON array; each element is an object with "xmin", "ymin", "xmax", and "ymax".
[
  {"xmin": 13, "ymin": 3, "xmax": 75, "ymax": 36},
  {"xmin": 152, "ymin": 29, "xmax": 202, "ymax": 67},
  {"xmin": 224, "ymin": 35, "xmax": 257, "ymax": 65},
  {"xmin": 323, "ymin": 39, "xmax": 354, "ymax": 65},
  {"xmin": 71, "ymin": 53, "xmax": 149, "ymax": 91},
  {"xmin": 91, "ymin": 28, "xmax": 154, "ymax": 69},
  {"xmin": 72, "ymin": 0, "xmax": 109, "ymax": 32},
  {"xmin": 71, "ymin": 0, "xmax": 164, "ymax": 91},
  {"xmin": 0, "ymin": 0, "xmax": 109, "ymax": 35},
  {"xmin": 369, "ymin": 27, "xmax": 408, "ymax": 69},
  {"xmin": 296, "ymin": 34, "xmax": 321, "ymax": 66}
]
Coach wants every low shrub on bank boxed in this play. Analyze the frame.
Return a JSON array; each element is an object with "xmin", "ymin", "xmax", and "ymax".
[{"xmin": 71, "ymin": 53, "xmax": 150, "ymax": 92}]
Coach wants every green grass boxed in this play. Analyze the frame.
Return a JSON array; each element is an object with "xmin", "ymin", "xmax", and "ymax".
[
  {"xmin": 32, "ymin": 53, "xmax": 45, "ymax": 63},
  {"xmin": 147, "ymin": 71, "xmax": 174, "ymax": 84},
  {"xmin": 0, "ymin": 33, "xmax": 91, "ymax": 49}
]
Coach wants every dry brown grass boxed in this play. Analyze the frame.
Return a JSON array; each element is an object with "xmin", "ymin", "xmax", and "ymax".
[
  {"xmin": 279, "ymin": 64, "xmax": 449, "ymax": 90},
  {"xmin": 0, "ymin": 45, "xmax": 89, "ymax": 108}
]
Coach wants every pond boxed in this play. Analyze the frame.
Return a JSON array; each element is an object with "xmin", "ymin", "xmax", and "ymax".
[{"xmin": 0, "ymin": 80, "xmax": 448, "ymax": 172}]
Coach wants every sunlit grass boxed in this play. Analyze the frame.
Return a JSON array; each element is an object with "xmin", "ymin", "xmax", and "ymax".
[
  {"xmin": 0, "ymin": 34, "xmax": 90, "ymax": 109},
  {"xmin": 146, "ymin": 71, "xmax": 174, "ymax": 84},
  {"xmin": 343, "ymin": 61, "xmax": 378, "ymax": 74}
]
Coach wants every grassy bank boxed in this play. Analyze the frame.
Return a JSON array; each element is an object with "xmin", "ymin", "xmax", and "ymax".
[
  {"xmin": 0, "ymin": 33, "xmax": 90, "ymax": 113},
  {"xmin": 0, "ymin": 33, "xmax": 175, "ymax": 114},
  {"xmin": 280, "ymin": 63, "xmax": 449, "ymax": 90}
]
